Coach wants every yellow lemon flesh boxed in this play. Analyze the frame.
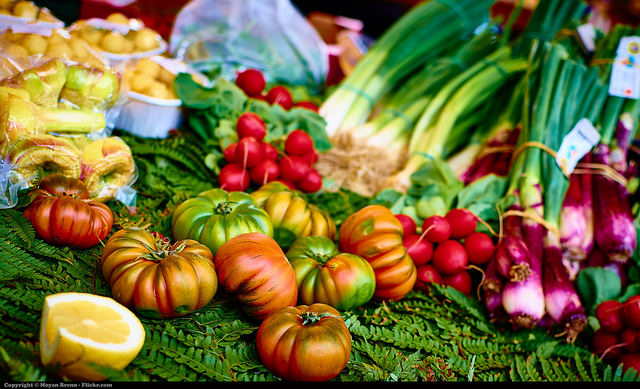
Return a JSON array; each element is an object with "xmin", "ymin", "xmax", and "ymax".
[{"xmin": 39, "ymin": 292, "xmax": 145, "ymax": 381}]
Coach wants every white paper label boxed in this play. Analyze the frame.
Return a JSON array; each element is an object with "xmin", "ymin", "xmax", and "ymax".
[
  {"xmin": 609, "ymin": 36, "xmax": 640, "ymax": 99},
  {"xmin": 577, "ymin": 23, "xmax": 596, "ymax": 53},
  {"xmin": 556, "ymin": 118, "xmax": 600, "ymax": 175}
]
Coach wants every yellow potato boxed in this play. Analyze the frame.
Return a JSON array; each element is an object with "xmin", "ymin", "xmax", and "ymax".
[
  {"xmin": 23, "ymin": 34, "xmax": 48, "ymax": 55},
  {"xmin": 131, "ymin": 72, "xmax": 155, "ymax": 93},
  {"xmin": 132, "ymin": 28, "xmax": 158, "ymax": 52},
  {"xmin": 158, "ymin": 68, "xmax": 175, "ymax": 86},
  {"xmin": 135, "ymin": 57, "xmax": 162, "ymax": 79},
  {"xmin": 100, "ymin": 31, "xmax": 126, "ymax": 53},
  {"xmin": 12, "ymin": 1, "xmax": 38, "ymax": 19},
  {"xmin": 6, "ymin": 43, "xmax": 28, "ymax": 58},
  {"xmin": 122, "ymin": 38, "xmax": 134, "ymax": 53},
  {"xmin": 144, "ymin": 80, "xmax": 170, "ymax": 99},
  {"xmin": 80, "ymin": 27, "xmax": 103, "ymax": 46},
  {"xmin": 0, "ymin": 0, "xmax": 12, "ymax": 9},
  {"xmin": 105, "ymin": 12, "xmax": 130, "ymax": 25},
  {"xmin": 69, "ymin": 38, "xmax": 90, "ymax": 60},
  {"xmin": 0, "ymin": 9, "xmax": 10, "ymax": 15},
  {"xmin": 44, "ymin": 43, "xmax": 72, "ymax": 59},
  {"xmin": 2, "ymin": 31, "xmax": 23, "ymax": 42},
  {"xmin": 47, "ymin": 32, "xmax": 67, "ymax": 45}
]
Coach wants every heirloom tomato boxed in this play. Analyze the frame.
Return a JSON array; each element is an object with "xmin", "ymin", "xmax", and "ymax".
[
  {"xmin": 24, "ymin": 174, "xmax": 113, "ymax": 249},
  {"xmin": 171, "ymin": 188, "xmax": 273, "ymax": 253},
  {"xmin": 256, "ymin": 303, "xmax": 351, "ymax": 381},
  {"xmin": 214, "ymin": 232, "xmax": 297, "ymax": 320},
  {"xmin": 101, "ymin": 227, "xmax": 218, "ymax": 318},
  {"xmin": 286, "ymin": 236, "xmax": 375, "ymax": 310},
  {"xmin": 339, "ymin": 205, "xmax": 416, "ymax": 301}
]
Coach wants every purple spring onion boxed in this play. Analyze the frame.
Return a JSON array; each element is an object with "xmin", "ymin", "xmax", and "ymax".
[
  {"xmin": 482, "ymin": 255, "xmax": 507, "ymax": 321},
  {"xmin": 592, "ymin": 144, "xmax": 636, "ymax": 263},
  {"xmin": 560, "ymin": 154, "xmax": 594, "ymax": 262},
  {"xmin": 502, "ymin": 266, "xmax": 545, "ymax": 330},
  {"xmin": 462, "ymin": 126, "xmax": 521, "ymax": 185},
  {"xmin": 610, "ymin": 111, "xmax": 635, "ymax": 175},
  {"xmin": 495, "ymin": 235, "xmax": 531, "ymax": 280},
  {"xmin": 542, "ymin": 242, "xmax": 587, "ymax": 343}
]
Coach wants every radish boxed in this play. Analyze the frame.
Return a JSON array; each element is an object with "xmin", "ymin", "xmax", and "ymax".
[
  {"xmin": 591, "ymin": 329, "xmax": 623, "ymax": 361},
  {"xmin": 445, "ymin": 208, "xmax": 478, "ymax": 239},
  {"xmin": 279, "ymin": 155, "xmax": 310, "ymax": 183},
  {"xmin": 443, "ymin": 270, "xmax": 473, "ymax": 296},
  {"xmin": 218, "ymin": 163, "xmax": 250, "ymax": 192},
  {"xmin": 262, "ymin": 142, "xmax": 279, "ymax": 161},
  {"xmin": 273, "ymin": 179, "xmax": 296, "ymax": 190},
  {"xmin": 236, "ymin": 112, "xmax": 267, "ymax": 141},
  {"xmin": 250, "ymin": 159, "xmax": 280, "ymax": 185},
  {"xmin": 622, "ymin": 328, "xmax": 640, "ymax": 352},
  {"xmin": 624, "ymin": 295, "xmax": 640, "ymax": 329},
  {"xmin": 395, "ymin": 214, "xmax": 417, "ymax": 236},
  {"xmin": 415, "ymin": 264, "xmax": 443, "ymax": 292},
  {"xmin": 235, "ymin": 68, "xmax": 266, "ymax": 97},
  {"xmin": 297, "ymin": 168, "xmax": 323, "ymax": 193},
  {"xmin": 619, "ymin": 353, "xmax": 640, "ymax": 378},
  {"xmin": 284, "ymin": 129, "xmax": 315, "ymax": 156},
  {"xmin": 464, "ymin": 232, "xmax": 495, "ymax": 265},
  {"xmin": 234, "ymin": 137, "xmax": 264, "ymax": 169},
  {"xmin": 432, "ymin": 240, "xmax": 468, "ymax": 275},
  {"xmin": 223, "ymin": 142, "xmax": 238, "ymax": 163},
  {"xmin": 299, "ymin": 149, "xmax": 319, "ymax": 166},
  {"xmin": 266, "ymin": 85, "xmax": 293, "ymax": 110},
  {"xmin": 596, "ymin": 300, "xmax": 625, "ymax": 333},
  {"xmin": 294, "ymin": 101, "xmax": 319, "ymax": 112},
  {"xmin": 421, "ymin": 215, "xmax": 451, "ymax": 243},
  {"xmin": 403, "ymin": 234, "xmax": 433, "ymax": 266}
]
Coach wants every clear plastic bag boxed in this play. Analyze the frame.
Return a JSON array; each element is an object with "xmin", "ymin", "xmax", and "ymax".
[{"xmin": 169, "ymin": 0, "xmax": 328, "ymax": 90}]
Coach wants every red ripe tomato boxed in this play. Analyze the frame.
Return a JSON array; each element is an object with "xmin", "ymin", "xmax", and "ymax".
[
  {"xmin": 256, "ymin": 303, "xmax": 351, "ymax": 381},
  {"xmin": 24, "ymin": 174, "xmax": 113, "ymax": 249},
  {"xmin": 101, "ymin": 228, "xmax": 218, "ymax": 318},
  {"xmin": 214, "ymin": 232, "xmax": 297, "ymax": 320}
]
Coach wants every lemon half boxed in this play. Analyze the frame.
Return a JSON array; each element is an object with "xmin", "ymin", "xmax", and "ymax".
[{"xmin": 39, "ymin": 292, "xmax": 145, "ymax": 381}]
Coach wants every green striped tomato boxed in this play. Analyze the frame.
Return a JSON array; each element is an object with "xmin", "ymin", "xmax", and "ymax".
[
  {"xmin": 171, "ymin": 188, "xmax": 273, "ymax": 253},
  {"xmin": 286, "ymin": 236, "xmax": 375, "ymax": 310}
]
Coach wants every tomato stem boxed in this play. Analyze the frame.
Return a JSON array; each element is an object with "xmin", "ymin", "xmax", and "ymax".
[{"xmin": 299, "ymin": 311, "xmax": 340, "ymax": 326}]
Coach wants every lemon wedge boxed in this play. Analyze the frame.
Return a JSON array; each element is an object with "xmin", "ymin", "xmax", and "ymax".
[{"xmin": 39, "ymin": 292, "xmax": 145, "ymax": 381}]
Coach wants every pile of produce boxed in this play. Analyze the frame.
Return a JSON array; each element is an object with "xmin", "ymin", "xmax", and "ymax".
[{"xmin": 4, "ymin": 0, "xmax": 640, "ymax": 383}]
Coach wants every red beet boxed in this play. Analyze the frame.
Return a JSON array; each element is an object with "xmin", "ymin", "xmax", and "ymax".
[
  {"xmin": 250, "ymin": 159, "xmax": 280, "ymax": 185},
  {"xmin": 464, "ymin": 232, "xmax": 495, "ymax": 265},
  {"xmin": 443, "ymin": 270, "xmax": 473, "ymax": 296},
  {"xmin": 621, "ymin": 328, "xmax": 640, "ymax": 352},
  {"xmin": 234, "ymin": 137, "xmax": 264, "ymax": 168},
  {"xmin": 218, "ymin": 163, "xmax": 250, "ymax": 192},
  {"xmin": 415, "ymin": 264, "xmax": 443, "ymax": 292},
  {"xmin": 432, "ymin": 240, "xmax": 468, "ymax": 275},
  {"xmin": 624, "ymin": 295, "xmax": 640, "ymax": 329},
  {"xmin": 445, "ymin": 208, "xmax": 478, "ymax": 239},
  {"xmin": 294, "ymin": 100, "xmax": 319, "ymax": 112},
  {"xmin": 591, "ymin": 329, "xmax": 623, "ymax": 361},
  {"xmin": 223, "ymin": 142, "xmax": 238, "ymax": 163},
  {"xmin": 236, "ymin": 112, "xmax": 267, "ymax": 141},
  {"xmin": 421, "ymin": 215, "xmax": 451, "ymax": 243},
  {"xmin": 595, "ymin": 300, "xmax": 625, "ymax": 333},
  {"xmin": 284, "ymin": 129, "xmax": 315, "ymax": 156},
  {"xmin": 262, "ymin": 142, "xmax": 279, "ymax": 161},
  {"xmin": 279, "ymin": 155, "xmax": 310, "ymax": 183},
  {"xmin": 403, "ymin": 234, "xmax": 433, "ymax": 266},
  {"xmin": 297, "ymin": 168, "xmax": 323, "ymax": 193},
  {"xmin": 235, "ymin": 68, "xmax": 266, "ymax": 96},
  {"xmin": 395, "ymin": 214, "xmax": 417, "ymax": 236},
  {"xmin": 266, "ymin": 85, "xmax": 293, "ymax": 110},
  {"xmin": 619, "ymin": 353, "xmax": 640, "ymax": 378}
]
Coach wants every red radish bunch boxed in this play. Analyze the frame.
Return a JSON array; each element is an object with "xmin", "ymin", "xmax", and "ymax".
[
  {"xmin": 592, "ymin": 296, "xmax": 640, "ymax": 377},
  {"xmin": 397, "ymin": 208, "xmax": 495, "ymax": 297},
  {"xmin": 234, "ymin": 68, "xmax": 320, "ymax": 112},
  {"xmin": 220, "ymin": 113, "xmax": 323, "ymax": 193}
]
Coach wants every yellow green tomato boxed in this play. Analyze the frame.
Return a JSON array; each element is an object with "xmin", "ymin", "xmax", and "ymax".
[
  {"xmin": 286, "ymin": 236, "xmax": 376, "ymax": 310},
  {"xmin": 171, "ymin": 188, "xmax": 273, "ymax": 253}
]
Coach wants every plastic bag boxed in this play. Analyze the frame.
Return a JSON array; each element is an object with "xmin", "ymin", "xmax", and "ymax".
[{"xmin": 169, "ymin": 0, "xmax": 328, "ymax": 91}]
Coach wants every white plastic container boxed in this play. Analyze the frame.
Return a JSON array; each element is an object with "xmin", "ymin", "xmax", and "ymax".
[
  {"xmin": 113, "ymin": 91, "xmax": 182, "ymax": 139},
  {"xmin": 0, "ymin": 11, "xmax": 64, "ymax": 31}
]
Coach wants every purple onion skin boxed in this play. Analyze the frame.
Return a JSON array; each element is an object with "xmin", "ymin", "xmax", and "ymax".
[
  {"xmin": 592, "ymin": 145, "xmax": 636, "ymax": 263},
  {"xmin": 502, "ymin": 270, "xmax": 545, "ymax": 330},
  {"xmin": 482, "ymin": 256, "xmax": 507, "ymax": 320},
  {"xmin": 463, "ymin": 127, "xmax": 521, "ymax": 185},
  {"xmin": 560, "ymin": 154, "xmax": 594, "ymax": 261},
  {"xmin": 542, "ymin": 244, "xmax": 587, "ymax": 343},
  {"xmin": 495, "ymin": 235, "xmax": 531, "ymax": 280}
]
